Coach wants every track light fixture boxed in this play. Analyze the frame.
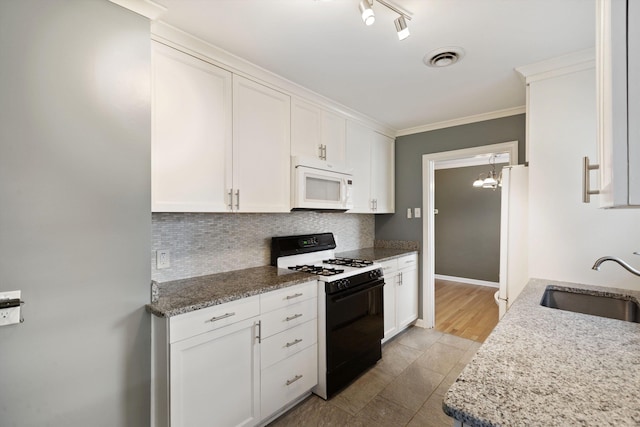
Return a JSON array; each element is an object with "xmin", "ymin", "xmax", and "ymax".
[{"xmin": 358, "ymin": 0, "xmax": 412, "ymax": 41}]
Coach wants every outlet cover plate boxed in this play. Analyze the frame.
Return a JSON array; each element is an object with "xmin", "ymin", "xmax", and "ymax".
[{"xmin": 156, "ymin": 250, "xmax": 171, "ymax": 269}]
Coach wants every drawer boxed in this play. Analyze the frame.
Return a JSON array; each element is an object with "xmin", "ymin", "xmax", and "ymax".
[
  {"xmin": 397, "ymin": 253, "xmax": 418, "ymax": 271},
  {"xmin": 261, "ymin": 319, "xmax": 317, "ymax": 369},
  {"xmin": 379, "ymin": 259, "xmax": 398, "ymax": 277},
  {"xmin": 261, "ymin": 297, "xmax": 317, "ymax": 339},
  {"xmin": 261, "ymin": 280, "xmax": 317, "ymax": 314},
  {"xmin": 169, "ymin": 295, "xmax": 260, "ymax": 343},
  {"xmin": 261, "ymin": 344, "xmax": 318, "ymax": 420}
]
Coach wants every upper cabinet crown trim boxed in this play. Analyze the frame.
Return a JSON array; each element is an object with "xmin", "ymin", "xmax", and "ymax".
[
  {"xmin": 109, "ymin": 0, "xmax": 166, "ymax": 20},
  {"xmin": 516, "ymin": 48, "xmax": 595, "ymax": 84}
]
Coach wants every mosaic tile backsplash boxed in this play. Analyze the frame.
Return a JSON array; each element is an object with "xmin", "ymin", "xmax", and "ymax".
[{"xmin": 152, "ymin": 212, "xmax": 375, "ymax": 282}]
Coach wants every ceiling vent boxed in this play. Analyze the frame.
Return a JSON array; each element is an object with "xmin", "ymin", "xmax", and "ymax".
[{"xmin": 424, "ymin": 47, "xmax": 465, "ymax": 68}]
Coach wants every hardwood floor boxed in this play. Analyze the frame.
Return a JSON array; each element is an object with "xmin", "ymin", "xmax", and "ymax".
[{"xmin": 434, "ymin": 279, "xmax": 498, "ymax": 343}]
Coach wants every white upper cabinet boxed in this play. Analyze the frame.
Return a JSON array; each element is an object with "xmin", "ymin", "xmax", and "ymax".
[
  {"xmin": 233, "ymin": 75, "xmax": 291, "ymax": 212},
  {"xmin": 291, "ymin": 99, "xmax": 346, "ymax": 163},
  {"xmin": 346, "ymin": 120, "xmax": 395, "ymax": 213},
  {"xmin": 595, "ymin": 0, "xmax": 640, "ymax": 207},
  {"xmin": 151, "ymin": 41, "xmax": 233, "ymax": 212},
  {"xmin": 151, "ymin": 41, "xmax": 291, "ymax": 213}
]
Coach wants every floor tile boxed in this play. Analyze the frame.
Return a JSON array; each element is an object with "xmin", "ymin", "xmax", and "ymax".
[
  {"xmin": 414, "ymin": 342, "xmax": 466, "ymax": 376},
  {"xmin": 267, "ymin": 395, "xmax": 352, "ymax": 426},
  {"xmin": 394, "ymin": 326, "xmax": 443, "ymax": 351},
  {"xmin": 407, "ymin": 393, "xmax": 455, "ymax": 427},
  {"xmin": 329, "ymin": 364, "xmax": 394, "ymax": 415},
  {"xmin": 379, "ymin": 362, "xmax": 445, "ymax": 411},
  {"xmin": 375, "ymin": 341, "xmax": 423, "ymax": 377},
  {"xmin": 436, "ymin": 333, "xmax": 476, "ymax": 351},
  {"xmin": 358, "ymin": 395, "xmax": 415, "ymax": 427}
]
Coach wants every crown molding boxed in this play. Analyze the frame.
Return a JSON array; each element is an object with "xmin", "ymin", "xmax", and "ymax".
[
  {"xmin": 109, "ymin": 0, "xmax": 166, "ymax": 20},
  {"xmin": 515, "ymin": 48, "xmax": 595, "ymax": 84},
  {"xmin": 396, "ymin": 106, "xmax": 526, "ymax": 137}
]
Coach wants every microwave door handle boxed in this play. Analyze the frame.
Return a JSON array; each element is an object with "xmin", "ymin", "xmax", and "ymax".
[{"xmin": 341, "ymin": 178, "xmax": 347, "ymax": 205}]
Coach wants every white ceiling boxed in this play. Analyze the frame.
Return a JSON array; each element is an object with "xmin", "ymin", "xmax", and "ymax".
[{"xmin": 154, "ymin": 0, "xmax": 595, "ymax": 133}]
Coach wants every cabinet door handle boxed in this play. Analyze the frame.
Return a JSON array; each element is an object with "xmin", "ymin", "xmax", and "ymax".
[
  {"xmin": 205, "ymin": 312, "xmax": 235, "ymax": 323},
  {"xmin": 322, "ymin": 144, "xmax": 327, "ymax": 160},
  {"xmin": 255, "ymin": 320, "xmax": 262, "ymax": 343},
  {"xmin": 235, "ymin": 189, "xmax": 240, "ymax": 210},
  {"xmin": 227, "ymin": 189, "xmax": 233, "ymax": 211},
  {"xmin": 285, "ymin": 313, "xmax": 303, "ymax": 322},
  {"xmin": 285, "ymin": 338, "xmax": 303, "ymax": 348},
  {"xmin": 286, "ymin": 374, "xmax": 303, "ymax": 386},
  {"xmin": 318, "ymin": 144, "xmax": 324, "ymax": 160},
  {"xmin": 285, "ymin": 293, "xmax": 303, "ymax": 300},
  {"xmin": 582, "ymin": 156, "xmax": 600, "ymax": 203},
  {"xmin": 398, "ymin": 273, "xmax": 403, "ymax": 286}
]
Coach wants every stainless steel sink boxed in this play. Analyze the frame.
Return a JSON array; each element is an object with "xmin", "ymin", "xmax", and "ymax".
[{"xmin": 540, "ymin": 287, "xmax": 640, "ymax": 323}]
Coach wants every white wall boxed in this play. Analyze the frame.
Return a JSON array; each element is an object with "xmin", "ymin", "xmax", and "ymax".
[
  {"xmin": 0, "ymin": 1, "xmax": 151, "ymax": 425},
  {"xmin": 528, "ymin": 67, "xmax": 640, "ymax": 288}
]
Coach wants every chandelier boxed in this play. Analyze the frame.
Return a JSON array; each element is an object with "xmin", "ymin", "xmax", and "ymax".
[{"xmin": 472, "ymin": 155, "xmax": 502, "ymax": 190}]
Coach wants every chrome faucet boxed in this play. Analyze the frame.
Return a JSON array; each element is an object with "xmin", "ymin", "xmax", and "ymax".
[{"xmin": 592, "ymin": 252, "xmax": 640, "ymax": 277}]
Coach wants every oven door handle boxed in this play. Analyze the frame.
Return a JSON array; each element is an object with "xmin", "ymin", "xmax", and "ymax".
[{"xmin": 331, "ymin": 280, "xmax": 384, "ymax": 303}]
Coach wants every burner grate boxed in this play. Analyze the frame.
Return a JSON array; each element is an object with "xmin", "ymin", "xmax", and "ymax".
[
  {"xmin": 323, "ymin": 258, "xmax": 374, "ymax": 268},
  {"xmin": 288, "ymin": 265, "xmax": 345, "ymax": 276}
]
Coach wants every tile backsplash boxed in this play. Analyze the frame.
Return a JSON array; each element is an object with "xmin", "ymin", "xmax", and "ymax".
[{"xmin": 152, "ymin": 212, "xmax": 375, "ymax": 282}]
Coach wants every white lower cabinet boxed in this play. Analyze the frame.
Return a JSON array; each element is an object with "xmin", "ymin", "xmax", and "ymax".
[
  {"xmin": 381, "ymin": 254, "xmax": 419, "ymax": 343},
  {"xmin": 151, "ymin": 281, "xmax": 318, "ymax": 427}
]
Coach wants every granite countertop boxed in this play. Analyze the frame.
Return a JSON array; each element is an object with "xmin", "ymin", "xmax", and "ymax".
[
  {"xmin": 443, "ymin": 278, "xmax": 640, "ymax": 426},
  {"xmin": 147, "ymin": 266, "xmax": 315, "ymax": 318},
  {"xmin": 336, "ymin": 247, "xmax": 418, "ymax": 262}
]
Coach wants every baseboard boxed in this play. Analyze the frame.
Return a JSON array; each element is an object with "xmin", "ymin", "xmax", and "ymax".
[{"xmin": 435, "ymin": 274, "xmax": 499, "ymax": 288}]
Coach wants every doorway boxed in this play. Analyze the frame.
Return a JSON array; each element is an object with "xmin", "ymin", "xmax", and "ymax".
[{"xmin": 420, "ymin": 141, "xmax": 519, "ymax": 329}]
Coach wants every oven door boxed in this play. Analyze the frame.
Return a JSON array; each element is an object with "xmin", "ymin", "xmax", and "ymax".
[{"xmin": 325, "ymin": 279, "xmax": 384, "ymax": 376}]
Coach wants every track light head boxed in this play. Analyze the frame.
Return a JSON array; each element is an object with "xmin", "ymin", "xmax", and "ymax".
[
  {"xmin": 359, "ymin": 0, "xmax": 375, "ymax": 26},
  {"xmin": 394, "ymin": 15, "xmax": 410, "ymax": 40}
]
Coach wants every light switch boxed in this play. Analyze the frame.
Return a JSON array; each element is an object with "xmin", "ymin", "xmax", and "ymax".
[
  {"xmin": 407, "ymin": 208, "xmax": 412, "ymax": 219},
  {"xmin": 414, "ymin": 208, "xmax": 421, "ymax": 218}
]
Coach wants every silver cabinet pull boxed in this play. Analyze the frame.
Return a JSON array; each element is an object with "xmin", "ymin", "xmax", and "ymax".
[
  {"xmin": 322, "ymin": 144, "xmax": 327, "ymax": 160},
  {"xmin": 582, "ymin": 156, "xmax": 600, "ymax": 203},
  {"xmin": 227, "ymin": 189, "xmax": 233, "ymax": 211},
  {"xmin": 235, "ymin": 189, "xmax": 240, "ymax": 210},
  {"xmin": 255, "ymin": 320, "xmax": 262, "ymax": 343},
  {"xmin": 398, "ymin": 273, "xmax": 403, "ymax": 286},
  {"xmin": 286, "ymin": 293, "xmax": 303, "ymax": 300},
  {"xmin": 286, "ymin": 374, "xmax": 303, "ymax": 386},
  {"xmin": 285, "ymin": 338, "xmax": 303, "ymax": 348},
  {"xmin": 285, "ymin": 313, "xmax": 303, "ymax": 322},
  {"xmin": 318, "ymin": 144, "xmax": 323, "ymax": 159},
  {"xmin": 205, "ymin": 312, "xmax": 235, "ymax": 323}
]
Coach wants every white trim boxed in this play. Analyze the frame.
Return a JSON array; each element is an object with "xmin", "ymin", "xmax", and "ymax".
[
  {"xmin": 515, "ymin": 48, "xmax": 595, "ymax": 84},
  {"xmin": 109, "ymin": 0, "xmax": 166, "ymax": 20},
  {"xmin": 396, "ymin": 106, "xmax": 525, "ymax": 137},
  {"xmin": 434, "ymin": 153, "xmax": 510, "ymax": 170},
  {"xmin": 421, "ymin": 141, "xmax": 518, "ymax": 328},
  {"xmin": 434, "ymin": 274, "xmax": 499, "ymax": 289},
  {"xmin": 150, "ymin": 21, "xmax": 397, "ymax": 139},
  {"xmin": 413, "ymin": 318, "xmax": 427, "ymax": 329}
]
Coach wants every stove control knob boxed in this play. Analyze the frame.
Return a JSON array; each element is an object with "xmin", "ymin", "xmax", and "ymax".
[{"xmin": 369, "ymin": 270, "xmax": 380, "ymax": 280}]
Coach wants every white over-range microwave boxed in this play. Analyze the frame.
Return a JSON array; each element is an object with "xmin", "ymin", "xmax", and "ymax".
[{"xmin": 291, "ymin": 156, "xmax": 353, "ymax": 211}]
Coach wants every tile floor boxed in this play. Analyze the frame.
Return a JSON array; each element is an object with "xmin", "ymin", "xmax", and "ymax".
[{"xmin": 268, "ymin": 326, "xmax": 482, "ymax": 427}]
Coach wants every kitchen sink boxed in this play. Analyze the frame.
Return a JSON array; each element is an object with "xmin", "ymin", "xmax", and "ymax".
[{"xmin": 540, "ymin": 287, "xmax": 640, "ymax": 323}]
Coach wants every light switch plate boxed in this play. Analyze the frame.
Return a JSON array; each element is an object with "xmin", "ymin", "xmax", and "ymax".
[
  {"xmin": 407, "ymin": 208, "xmax": 412, "ymax": 219},
  {"xmin": 415, "ymin": 208, "xmax": 421, "ymax": 218},
  {"xmin": 156, "ymin": 250, "xmax": 171, "ymax": 269}
]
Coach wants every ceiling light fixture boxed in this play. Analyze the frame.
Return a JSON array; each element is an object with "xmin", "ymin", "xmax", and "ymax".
[
  {"xmin": 472, "ymin": 155, "xmax": 502, "ymax": 190},
  {"xmin": 359, "ymin": 0, "xmax": 375, "ymax": 26},
  {"xmin": 358, "ymin": 0, "xmax": 412, "ymax": 41},
  {"xmin": 394, "ymin": 15, "xmax": 410, "ymax": 40}
]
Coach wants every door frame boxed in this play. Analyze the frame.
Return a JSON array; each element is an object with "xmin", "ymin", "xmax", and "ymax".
[{"xmin": 420, "ymin": 141, "xmax": 519, "ymax": 328}]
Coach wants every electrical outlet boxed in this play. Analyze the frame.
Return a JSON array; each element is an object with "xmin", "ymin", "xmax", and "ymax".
[{"xmin": 156, "ymin": 250, "xmax": 171, "ymax": 269}]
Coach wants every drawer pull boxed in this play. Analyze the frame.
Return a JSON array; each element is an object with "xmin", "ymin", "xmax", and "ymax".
[
  {"xmin": 285, "ymin": 338, "xmax": 303, "ymax": 348},
  {"xmin": 286, "ymin": 293, "xmax": 303, "ymax": 300},
  {"xmin": 286, "ymin": 374, "xmax": 303, "ymax": 386},
  {"xmin": 205, "ymin": 312, "xmax": 235, "ymax": 323},
  {"xmin": 285, "ymin": 313, "xmax": 303, "ymax": 322}
]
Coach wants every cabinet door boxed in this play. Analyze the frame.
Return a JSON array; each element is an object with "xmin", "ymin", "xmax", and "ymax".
[
  {"xmin": 152, "ymin": 41, "xmax": 233, "ymax": 212},
  {"xmin": 170, "ymin": 318, "xmax": 260, "ymax": 427},
  {"xmin": 371, "ymin": 133, "xmax": 395, "ymax": 213},
  {"xmin": 233, "ymin": 75, "xmax": 291, "ymax": 212},
  {"xmin": 322, "ymin": 110, "xmax": 346, "ymax": 163},
  {"xmin": 346, "ymin": 120, "xmax": 372, "ymax": 212},
  {"xmin": 396, "ymin": 267, "xmax": 418, "ymax": 329},
  {"xmin": 291, "ymin": 99, "xmax": 323, "ymax": 160},
  {"xmin": 382, "ymin": 274, "xmax": 397, "ymax": 341}
]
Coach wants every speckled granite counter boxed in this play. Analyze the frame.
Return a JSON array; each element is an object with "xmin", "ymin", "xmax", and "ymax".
[
  {"xmin": 443, "ymin": 278, "xmax": 640, "ymax": 426},
  {"xmin": 147, "ymin": 266, "xmax": 315, "ymax": 317},
  {"xmin": 336, "ymin": 247, "xmax": 418, "ymax": 262}
]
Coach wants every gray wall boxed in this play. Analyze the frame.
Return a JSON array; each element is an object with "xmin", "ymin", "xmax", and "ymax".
[
  {"xmin": 152, "ymin": 212, "xmax": 375, "ymax": 282},
  {"xmin": 0, "ymin": 1, "xmax": 151, "ymax": 425},
  {"xmin": 435, "ymin": 165, "xmax": 504, "ymax": 282},
  {"xmin": 375, "ymin": 114, "xmax": 526, "ymax": 315}
]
